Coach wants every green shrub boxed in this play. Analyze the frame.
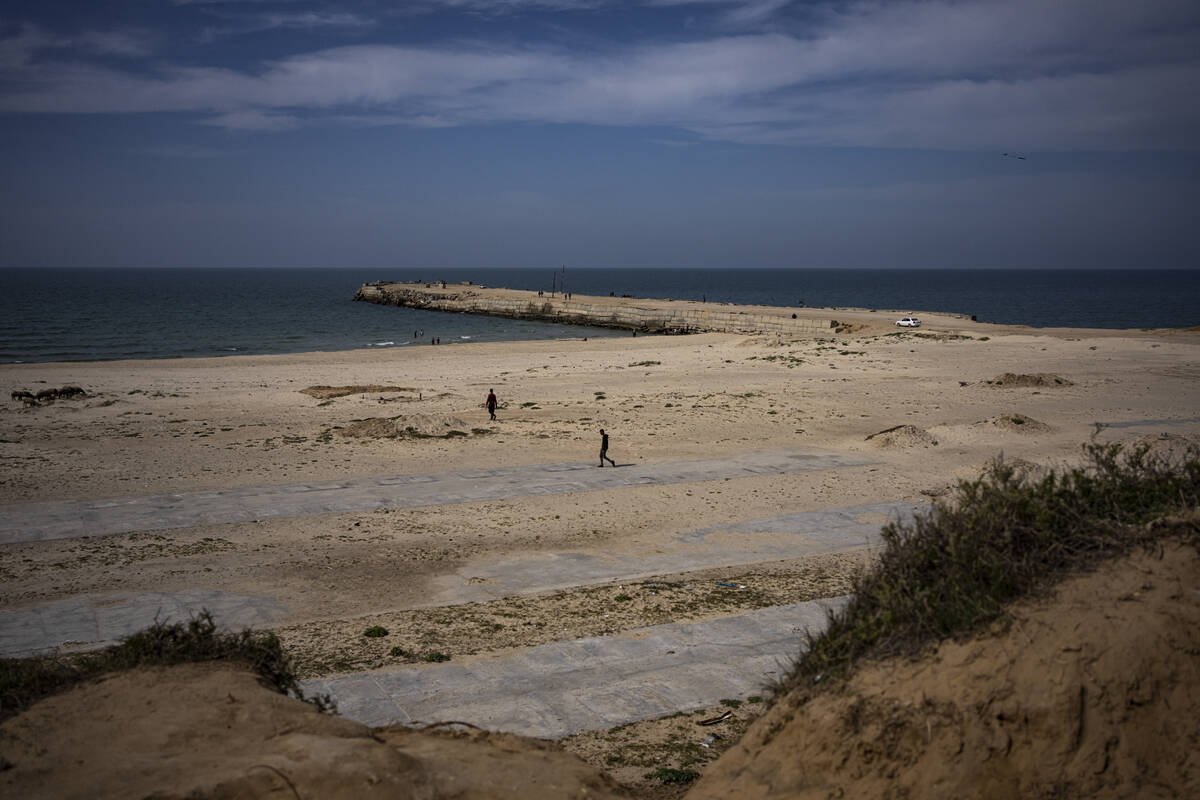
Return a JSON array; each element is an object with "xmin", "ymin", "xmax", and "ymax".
[
  {"xmin": 645, "ymin": 768, "xmax": 701, "ymax": 785},
  {"xmin": 0, "ymin": 612, "xmax": 332, "ymax": 722},
  {"xmin": 363, "ymin": 626, "xmax": 389, "ymax": 638},
  {"xmin": 786, "ymin": 440, "xmax": 1200, "ymax": 691}
]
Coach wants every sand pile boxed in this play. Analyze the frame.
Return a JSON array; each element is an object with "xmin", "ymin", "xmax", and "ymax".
[
  {"xmin": 0, "ymin": 662, "xmax": 624, "ymax": 800},
  {"xmin": 301, "ymin": 385, "xmax": 416, "ymax": 399},
  {"xmin": 865, "ymin": 424, "xmax": 938, "ymax": 449},
  {"xmin": 1126, "ymin": 432, "xmax": 1200, "ymax": 462},
  {"xmin": 986, "ymin": 412, "xmax": 1051, "ymax": 432},
  {"xmin": 338, "ymin": 414, "xmax": 472, "ymax": 439},
  {"xmin": 688, "ymin": 539, "xmax": 1200, "ymax": 799},
  {"xmin": 987, "ymin": 372, "xmax": 1074, "ymax": 388}
]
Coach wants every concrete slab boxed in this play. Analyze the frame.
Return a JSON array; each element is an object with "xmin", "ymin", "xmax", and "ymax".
[
  {"xmin": 0, "ymin": 501, "xmax": 915, "ymax": 655},
  {"xmin": 0, "ymin": 449, "xmax": 873, "ymax": 545},
  {"xmin": 304, "ymin": 598, "xmax": 846, "ymax": 739},
  {"xmin": 424, "ymin": 502, "xmax": 921, "ymax": 606},
  {"xmin": 0, "ymin": 590, "xmax": 289, "ymax": 658}
]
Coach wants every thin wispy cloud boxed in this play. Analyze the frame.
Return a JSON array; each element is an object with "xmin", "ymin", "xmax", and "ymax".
[
  {"xmin": 197, "ymin": 11, "xmax": 375, "ymax": 42},
  {"xmin": 2, "ymin": 0, "xmax": 1198, "ymax": 150}
]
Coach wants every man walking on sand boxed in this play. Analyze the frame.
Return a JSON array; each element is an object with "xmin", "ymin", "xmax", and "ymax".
[
  {"xmin": 486, "ymin": 389, "xmax": 498, "ymax": 421},
  {"xmin": 599, "ymin": 428, "xmax": 616, "ymax": 467}
]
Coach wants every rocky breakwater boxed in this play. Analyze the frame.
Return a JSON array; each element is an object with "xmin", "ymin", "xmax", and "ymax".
[{"xmin": 353, "ymin": 282, "xmax": 838, "ymax": 335}]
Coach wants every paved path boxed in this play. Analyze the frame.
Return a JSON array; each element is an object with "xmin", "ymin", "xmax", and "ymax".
[
  {"xmin": 303, "ymin": 598, "xmax": 847, "ymax": 738},
  {"xmin": 0, "ymin": 502, "xmax": 917, "ymax": 655},
  {"xmin": 0, "ymin": 590, "xmax": 288, "ymax": 658},
  {"xmin": 0, "ymin": 450, "xmax": 872, "ymax": 545},
  {"xmin": 426, "ymin": 502, "xmax": 920, "ymax": 606}
]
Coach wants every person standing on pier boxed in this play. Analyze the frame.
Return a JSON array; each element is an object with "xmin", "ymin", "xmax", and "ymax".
[
  {"xmin": 598, "ymin": 428, "xmax": 616, "ymax": 467},
  {"xmin": 486, "ymin": 389, "xmax": 498, "ymax": 420}
]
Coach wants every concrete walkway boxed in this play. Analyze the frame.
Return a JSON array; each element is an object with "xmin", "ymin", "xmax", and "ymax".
[
  {"xmin": 0, "ymin": 590, "xmax": 288, "ymax": 658},
  {"xmin": 0, "ymin": 450, "xmax": 872, "ymax": 545},
  {"xmin": 0, "ymin": 502, "xmax": 917, "ymax": 655},
  {"xmin": 303, "ymin": 598, "xmax": 847, "ymax": 738},
  {"xmin": 427, "ymin": 502, "xmax": 920, "ymax": 606}
]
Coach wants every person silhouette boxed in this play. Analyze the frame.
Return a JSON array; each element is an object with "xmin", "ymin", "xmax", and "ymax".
[
  {"xmin": 599, "ymin": 428, "xmax": 616, "ymax": 467},
  {"xmin": 486, "ymin": 389, "xmax": 498, "ymax": 420}
]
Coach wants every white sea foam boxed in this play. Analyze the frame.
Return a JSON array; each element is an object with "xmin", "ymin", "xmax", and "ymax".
[{"xmin": 369, "ymin": 341, "xmax": 395, "ymax": 347}]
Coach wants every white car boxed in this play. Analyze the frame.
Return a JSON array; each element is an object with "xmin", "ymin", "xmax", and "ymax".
[{"xmin": 896, "ymin": 316, "xmax": 921, "ymax": 328}]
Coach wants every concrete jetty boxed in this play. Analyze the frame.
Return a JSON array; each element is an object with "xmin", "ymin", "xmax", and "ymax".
[{"xmin": 353, "ymin": 281, "xmax": 840, "ymax": 335}]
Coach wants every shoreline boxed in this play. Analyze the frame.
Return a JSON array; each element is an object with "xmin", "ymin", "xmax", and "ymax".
[{"xmin": 5, "ymin": 294, "xmax": 1197, "ymax": 370}]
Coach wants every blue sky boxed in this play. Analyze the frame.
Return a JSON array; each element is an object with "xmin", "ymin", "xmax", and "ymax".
[{"xmin": 1, "ymin": 0, "xmax": 1198, "ymax": 269}]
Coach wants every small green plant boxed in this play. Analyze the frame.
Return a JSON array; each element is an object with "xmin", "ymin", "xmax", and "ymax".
[
  {"xmin": 363, "ymin": 626, "xmax": 389, "ymax": 638},
  {"xmin": 628, "ymin": 360, "xmax": 661, "ymax": 367},
  {"xmin": 644, "ymin": 768, "xmax": 701, "ymax": 785},
  {"xmin": 389, "ymin": 647, "xmax": 410, "ymax": 658},
  {"xmin": 785, "ymin": 441, "xmax": 1200, "ymax": 692},
  {"xmin": 424, "ymin": 651, "xmax": 451, "ymax": 663},
  {"xmin": 720, "ymin": 698, "xmax": 743, "ymax": 708},
  {"xmin": 747, "ymin": 695, "xmax": 763, "ymax": 703},
  {"xmin": 0, "ymin": 612, "xmax": 332, "ymax": 722},
  {"xmin": 614, "ymin": 593, "xmax": 632, "ymax": 602}
]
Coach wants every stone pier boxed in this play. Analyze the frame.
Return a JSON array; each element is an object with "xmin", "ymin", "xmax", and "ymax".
[{"xmin": 353, "ymin": 281, "xmax": 839, "ymax": 335}]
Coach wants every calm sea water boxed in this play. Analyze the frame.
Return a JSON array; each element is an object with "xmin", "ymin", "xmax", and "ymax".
[{"xmin": 1, "ymin": 268, "xmax": 1197, "ymax": 363}]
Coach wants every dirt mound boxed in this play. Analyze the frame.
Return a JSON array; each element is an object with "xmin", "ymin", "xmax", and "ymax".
[
  {"xmin": 1124, "ymin": 431, "xmax": 1200, "ymax": 462},
  {"xmin": 0, "ymin": 662, "xmax": 624, "ymax": 799},
  {"xmin": 986, "ymin": 412, "xmax": 1051, "ymax": 432},
  {"xmin": 865, "ymin": 424, "xmax": 938, "ymax": 449},
  {"xmin": 687, "ymin": 540, "xmax": 1200, "ymax": 799},
  {"xmin": 301, "ymin": 385, "xmax": 416, "ymax": 399},
  {"xmin": 339, "ymin": 414, "xmax": 471, "ymax": 439},
  {"xmin": 992, "ymin": 456, "xmax": 1051, "ymax": 480},
  {"xmin": 987, "ymin": 372, "xmax": 1073, "ymax": 388}
]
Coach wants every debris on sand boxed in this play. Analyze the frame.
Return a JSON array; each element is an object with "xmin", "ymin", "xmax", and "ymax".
[
  {"xmin": 865, "ymin": 424, "xmax": 938, "ymax": 448},
  {"xmin": 987, "ymin": 413, "xmax": 1050, "ymax": 432},
  {"xmin": 11, "ymin": 386, "xmax": 87, "ymax": 407},
  {"xmin": 338, "ymin": 414, "xmax": 470, "ymax": 440},
  {"xmin": 986, "ymin": 373, "xmax": 1073, "ymax": 388},
  {"xmin": 300, "ymin": 385, "xmax": 417, "ymax": 400}
]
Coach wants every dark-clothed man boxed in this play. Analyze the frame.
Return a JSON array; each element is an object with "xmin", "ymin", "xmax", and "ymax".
[{"xmin": 599, "ymin": 428, "xmax": 616, "ymax": 467}]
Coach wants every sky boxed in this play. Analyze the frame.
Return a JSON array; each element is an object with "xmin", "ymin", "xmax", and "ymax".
[{"xmin": 1, "ymin": 0, "xmax": 1198, "ymax": 270}]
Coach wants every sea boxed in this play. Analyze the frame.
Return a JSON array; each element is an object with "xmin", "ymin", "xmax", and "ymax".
[{"xmin": 1, "ymin": 268, "xmax": 1197, "ymax": 364}]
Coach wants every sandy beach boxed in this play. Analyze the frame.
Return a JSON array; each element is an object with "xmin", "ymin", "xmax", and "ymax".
[
  {"xmin": 2, "ymin": 305, "xmax": 1199, "ymax": 794},
  {"xmin": 3, "ymin": 308, "xmax": 1196, "ymax": 662}
]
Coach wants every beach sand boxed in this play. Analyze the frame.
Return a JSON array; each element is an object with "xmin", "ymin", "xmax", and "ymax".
[
  {"xmin": 2, "ymin": 310, "xmax": 1199, "ymax": 795},
  {"xmin": 2, "ymin": 316, "xmax": 1197, "ymax": 648}
]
